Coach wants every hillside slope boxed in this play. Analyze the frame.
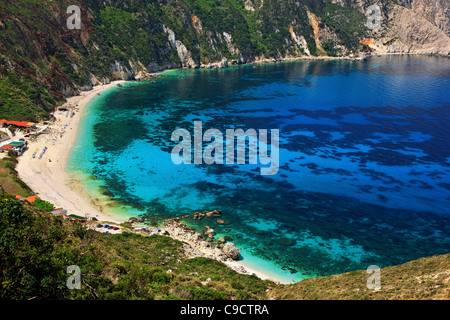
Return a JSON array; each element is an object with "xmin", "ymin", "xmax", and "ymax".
[
  {"xmin": 270, "ymin": 253, "xmax": 449, "ymax": 300},
  {"xmin": 1, "ymin": 0, "xmax": 449, "ymax": 121},
  {"xmin": 0, "ymin": 189, "xmax": 448, "ymax": 300}
]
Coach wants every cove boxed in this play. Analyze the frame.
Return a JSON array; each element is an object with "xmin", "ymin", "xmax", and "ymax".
[{"xmin": 68, "ymin": 55, "xmax": 450, "ymax": 282}]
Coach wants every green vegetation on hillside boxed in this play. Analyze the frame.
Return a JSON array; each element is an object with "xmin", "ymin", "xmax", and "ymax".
[
  {"xmin": 0, "ymin": 72, "xmax": 56, "ymax": 122},
  {"xmin": 270, "ymin": 253, "xmax": 450, "ymax": 300},
  {"xmin": 0, "ymin": 154, "xmax": 33, "ymax": 197},
  {"xmin": 1, "ymin": 190, "xmax": 448, "ymax": 300},
  {"xmin": 0, "ymin": 0, "xmax": 369, "ymax": 121},
  {"xmin": 0, "ymin": 191, "xmax": 273, "ymax": 300}
]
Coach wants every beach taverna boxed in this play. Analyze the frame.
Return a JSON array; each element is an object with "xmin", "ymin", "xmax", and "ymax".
[
  {"xmin": 0, "ymin": 140, "xmax": 27, "ymax": 155},
  {"xmin": 0, "ymin": 119, "xmax": 36, "ymax": 129},
  {"xmin": 0, "ymin": 119, "xmax": 36, "ymax": 138}
]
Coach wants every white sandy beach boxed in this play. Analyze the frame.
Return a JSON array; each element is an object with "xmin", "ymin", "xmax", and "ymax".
[
  {"xmin": 16, "ymin": 81, "xmax": 126, "ymax": 224},
  {"xmin": 15, "ymin": 79, "xmax": 287, "ymax": 284}
]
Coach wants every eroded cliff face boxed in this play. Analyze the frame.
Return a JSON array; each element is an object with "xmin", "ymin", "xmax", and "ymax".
[
  {"xmin": 0, "ymin": 0, "xmax": 449, "ymax": 120},
  {"xmin": 398, "ymin": 0, "xmax": 450, "ymax": 36},
  {"xmin": 341, "ymin": 0, "xmax": 450, "ymax": 55},
  {"xmin": 365, "ymin": 3, "xmax": 450, "ymax": 55}
]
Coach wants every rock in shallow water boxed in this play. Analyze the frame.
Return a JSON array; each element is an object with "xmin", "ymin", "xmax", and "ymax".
[
  {"xmin": 217, "ymin": 219, "xmax": 229, "ymax": 225},
  {"xmin": 223, "ymin": 242, "xmax": 241, "ymax": 260},
  {"xmin": 206, "ymin": 210, "xmax": 222, "ymax": 217}
]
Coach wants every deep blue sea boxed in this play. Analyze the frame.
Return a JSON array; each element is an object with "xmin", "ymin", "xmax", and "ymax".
[{"xmin": 68, "ymin": 55, "xmax": 450, "ymax": 282}]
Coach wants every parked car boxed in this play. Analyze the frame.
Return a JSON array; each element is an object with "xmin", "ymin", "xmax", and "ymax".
[
  {"xmin": 103, "ymin": 224, "xmax": 109, "ymax": 228},
  {"xmin": 108, "ymin": 226, "xmax": 114, "ymax": 229},
  {"xmin": 96, "ymin": 224, "xmax": 103, "ymax": 228},
  {"xmin": 113, "ymin": 227, "xmax": 120, "ymax": 230}
]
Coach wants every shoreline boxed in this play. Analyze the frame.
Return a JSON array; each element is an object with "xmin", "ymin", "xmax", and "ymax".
[
  {"xmin": 143, "ymin": 52, "xmax": 446, "ymax": 78},
  {"xmin": 16, "ymin": 53, "xmax": 440, "ymax": 285},
  {"xmin": 16, "ymin": 80, "xmax": 127, "ymax": 225},
  {"xmin": 15, "ymin": 77, "xmax": 289, "ymax": 285}
]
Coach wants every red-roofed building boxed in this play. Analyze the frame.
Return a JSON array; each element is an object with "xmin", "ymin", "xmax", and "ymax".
[
  {"xmin": 0, "ymin": 119, "xmax": 35, "ymax": 128},
  {"xmin": 0, "ymin": 144, "xmax": 14, "ymax": 151},
  {"xmin": 16, "ymin": 194, "xmax": 39, "ymax": 203},
  {"xmin": 25, "ymin": 195, "xmax": 39, "ymax": 203},
  {"xmin": 0, "ymin": 141, "xmax": 27, "ymax": 155}
]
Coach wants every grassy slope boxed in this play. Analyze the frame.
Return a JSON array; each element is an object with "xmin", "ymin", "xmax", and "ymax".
[
  {"xmin": 0, "ymin": 155, "xmax": 33, "ymax": 197},
  {"xmin": 270, "ymin": 254, "xmax": 450, "ymax": 300},
  {"xmin": 0, "ymin": 188, "xmax": 448, "ymax": 300},
  {"xmin": 0, "ymin": 0, "xmax": 367, "ymax": 121}
]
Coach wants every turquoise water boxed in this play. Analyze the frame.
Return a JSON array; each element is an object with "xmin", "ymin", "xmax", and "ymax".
[{"xmin": 68, "ymin": 56, "xmax": 450, "ymax": 282}]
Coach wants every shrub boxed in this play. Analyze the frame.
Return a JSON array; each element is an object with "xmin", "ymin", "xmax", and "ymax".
[
  {"xmin": 4, "ymin": 161, "xmax": 14, "ymax": 170},
  {"xmin": 187, "ymin": 286, "xmax": 228, "ymax": 300},
  {"xmin": 151, "ymin": 271, "xmax": 174, "ymax": 284},
  {"xmin": 32, "ymin": 198, "xmax": 54, "ymax": 211}
]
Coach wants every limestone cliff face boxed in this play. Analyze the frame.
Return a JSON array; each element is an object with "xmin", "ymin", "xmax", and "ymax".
[
  {"xmin": 163, "ymin": 25, "xmax": 198, "ymax": 69},
  {"xmin": 366, "ymin": 4, "xmax": 450, "ymax": 55},
  {"xmin": 342, "ymin": 0, "xmax": 450, "ymax": 55},
  {"xmin": 289, "ymin": 26, "xmax": 311, "ymax": 56},
  {"xmin": 398, "ymin": 0, "xmax": 450, "ymax": 36},
  {"xmin": 1, "ymin": 0, "xmax": 449, "ymax": 121}
]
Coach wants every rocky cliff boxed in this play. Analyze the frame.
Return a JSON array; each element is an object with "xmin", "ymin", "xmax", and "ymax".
[
  {"xmin": 367, "ymin": 3, "xmax": 450, "ymax": 55},
  {"xmin": 339, "ymin": 0, "xmax": 450, "ymax": 55},
  {"xmin": 0, "ymin": 0, "xmax": 449, "ymax": 121}
]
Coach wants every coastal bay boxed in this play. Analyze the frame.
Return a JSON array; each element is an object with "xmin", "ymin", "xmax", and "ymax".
[
  {"xmin": 16, "ymin": 81, "xmax": 127, "ymax": 224},
  {"xmin": 15, "ymin": 78, "xmax": 288, "ymax": 284},
  {"xmin": 14, "ymin": 56, "xmax": 450, "ymax": 285}
]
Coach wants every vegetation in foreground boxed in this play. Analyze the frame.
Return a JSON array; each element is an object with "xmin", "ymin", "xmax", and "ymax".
[
  {"xmin": 0, "ymin": 191, "xmax": 272, "ymax": 300},
  {"xmin": 0, "ymin": 189, "xmax": 448, "ymax": 300}
]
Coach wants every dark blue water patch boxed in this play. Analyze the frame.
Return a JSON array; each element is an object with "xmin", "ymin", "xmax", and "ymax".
[
  {"xmin": 438, "ymin": 183, "xmax": 450, "ymax": 190},
  {"xmin": 281, "ymin": 104, "xmax": 450, "ymax": 167},
  {"xmin": 408, "ymin": 180, "xmax": 434, "ymax": 190},
  {"xmin": 93, "ymin": 117, "xmax": 150, "ymax": 154}
]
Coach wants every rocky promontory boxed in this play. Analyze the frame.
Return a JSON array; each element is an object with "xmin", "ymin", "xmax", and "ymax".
[{"xmin": 161, "ymin": 218, "xmax": 261, "ymax": 280}]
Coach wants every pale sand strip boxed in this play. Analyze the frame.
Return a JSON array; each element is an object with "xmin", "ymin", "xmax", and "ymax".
[
  {"xmin": 15, "ymin": 79, "xmax": 288, "ymax": 284},
  {"xmin": 225, "ymin": 260, "xmax": 287, "ymax": 284},
  {"xmin": 16, "ymin": 81, "xmax": 126, "ymax": 224}
]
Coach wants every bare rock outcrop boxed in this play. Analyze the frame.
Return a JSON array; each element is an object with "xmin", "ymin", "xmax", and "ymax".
[
  {"xmin": 110, "ymin": 61, "xmax": 135, "ymax": 81},
  {"xmin": 223, "ymin": 242, "xmax": 241, "ymax": 260},
  {"xmin": 205, "ymin": 210, "xmax": 222, "ymax": 217},
  {"xmin": 368, "ymin": 4, "xmax": 450, "ymax": 55},
  {"xmin": 398, "ymin": 0, "xmax": 450, "ymax": 37},
  {"xmin": 162, "ymin": 218, "xmax": 244, "ymax": 265},
  {"xmin": 339, "ymin": 0, "xmax": 450, "ymax": 55}
]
